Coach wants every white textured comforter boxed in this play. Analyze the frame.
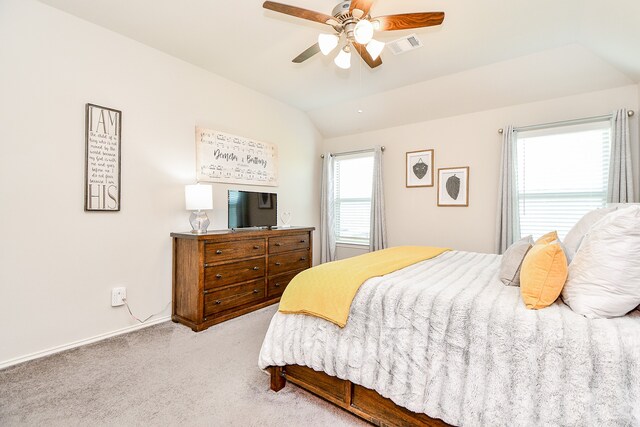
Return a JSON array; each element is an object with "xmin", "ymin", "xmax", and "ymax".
[{"xmin": 259, "ymin": 251, "xmax": 640, "ymax": 426}]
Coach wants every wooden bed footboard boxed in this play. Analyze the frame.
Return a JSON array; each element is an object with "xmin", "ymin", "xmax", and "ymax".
[{"xmin": 268, "ymin": 365, "xmax": 451, "ymax": 427}]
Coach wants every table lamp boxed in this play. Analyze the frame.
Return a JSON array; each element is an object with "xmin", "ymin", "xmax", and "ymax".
[{"xmin": 185, "ymin": 184, "xmax": 212, "ymax": 234}]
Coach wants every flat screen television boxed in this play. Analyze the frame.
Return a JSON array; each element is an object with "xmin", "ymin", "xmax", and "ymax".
[{"xmin": 228, "ymin": 190, "xmax": 277, "ymax": 229}]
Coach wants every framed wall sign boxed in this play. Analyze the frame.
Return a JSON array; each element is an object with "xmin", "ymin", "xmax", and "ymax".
[
  {"xmin": 406, "ymin": 149, "xmax": 434, "ymax": 187},
  {"xmin": 85, "ymin": 104, "xmax": 122, "ymax": 211},
  {"xmin": 196, "ymin": 127, "xmax": 278, "ymax": 187},
  {"xmin": 438, "ymin": 166, "xmax": 470, "ymax": 207}
]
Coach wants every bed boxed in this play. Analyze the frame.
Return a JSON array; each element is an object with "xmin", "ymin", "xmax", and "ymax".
[{"xmin": 258, "ymin": 250, "xmax": 640, "ymax": 426}]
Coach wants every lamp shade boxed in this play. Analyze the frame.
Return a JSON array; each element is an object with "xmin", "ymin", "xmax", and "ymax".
[
  {"xmin": 334, "ymin": 47, "xmax": 351, "ymax": 69},
  {"xmin": 365, "ymin": 39, "xmax": 385, "ymax": 60},
  {"xmin": 354, "ymin": 20, "xmax": 374, "ymax": 44},
  {"xmin": 185, "ymin": 184, "xmax": 212, "ymax": 210},
  {"xmin": 318, "ymin": 33, "xmax": 339, "ymax": 55}
]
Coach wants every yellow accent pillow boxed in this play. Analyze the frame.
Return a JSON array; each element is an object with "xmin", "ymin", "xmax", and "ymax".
[
  {"xmin": 536, "ymin": 231, "xmax": 558, "ymax": 245},
  {"xmin": 520, "ymin": 241, "xmax": 568, "ymax": 310}
]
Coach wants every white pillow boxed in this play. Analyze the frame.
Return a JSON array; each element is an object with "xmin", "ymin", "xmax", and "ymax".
[
  {"xmin": 562, "ymin": 205, "xmax": 640, "ymax": 318},
  {"xmin": 563, "ymin": 206, "xmax": 618, "ymax": 260}
]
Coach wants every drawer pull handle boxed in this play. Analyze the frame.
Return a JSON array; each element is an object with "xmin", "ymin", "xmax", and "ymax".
[
  {"xmin": 300, "ymin": 257, "xmax": 306, "ymax": 261},
  {"xmin": 253, "ymin": 245, "xmax": 260, "ymax": 249},
  {"xmin": 299, "ymin": 240, "xmax": 306, "ymax": 243},
  {"xmin": 215, "ymin": 300, "xmax": 221, "ymax": 305},
  {"xmin": 253, "ymin": 289, "xmax": 259, "ymax": 294},
  {"xmin": 275, "ymin": 283, "xmax": 280, "ymax": 288},
  {"xmin": 252, "ymin": 266, "xmax": 260, "ymax": 271},
  {"xmin": 275, "ymin": 262, "xmax": 281, "ymax": 266},
  {"xmin": 215, "ymin": 274, "xmax": 222, "ymax": 279},
  {"xmin": 274, "ymin": 242, "xmax": 281, "ymax": 246},
  {"xmin": 216, "ymin": 250, "xmax": 222, "ymax": 255}
]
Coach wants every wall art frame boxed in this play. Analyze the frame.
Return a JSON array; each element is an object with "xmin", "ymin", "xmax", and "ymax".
[
  {"xmin": 437, "ymin": 166, "xmax": 469, "ymax": 207},
  {"xmin": 84, "ymin": 103, "xmax": 122, "ymax": 212},
  {"xmin": 196, "ymin": 127, "xmax": 278, "ymax": 187},
  {"xmin": 406, "ymin": 149, "xmax": 434, "ymax": 187}
]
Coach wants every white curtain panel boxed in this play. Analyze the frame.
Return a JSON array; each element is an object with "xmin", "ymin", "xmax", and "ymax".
[
  {"xmin": 320, "ymin": 152, "xmax": 336, "ymax": 263},
  {"xmin": 608, "ymin": 109, "xmax": 636, "ymax": 203},
  {"xmin": 495, "ymin": 126, "xmax": 521, "ymax": 254},
  {"xmin": 370, "ymin": 146, "xmax": 388, "ymax": 252}
]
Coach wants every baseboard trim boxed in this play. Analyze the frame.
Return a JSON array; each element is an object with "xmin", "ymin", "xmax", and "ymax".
[{"xmin": 0, "ymin": 316, "xmax": 171, "ymax": 370}]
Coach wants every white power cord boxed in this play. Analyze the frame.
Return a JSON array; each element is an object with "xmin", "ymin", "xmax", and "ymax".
[{"xmin": 123, "ymin": 298, "xmax": 171, "ymax": 324}]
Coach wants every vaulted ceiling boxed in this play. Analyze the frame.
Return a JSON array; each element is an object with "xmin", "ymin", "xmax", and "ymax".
[{"xmin": 37, "ymin": 0, "xmax": 640, "ymax": 136}]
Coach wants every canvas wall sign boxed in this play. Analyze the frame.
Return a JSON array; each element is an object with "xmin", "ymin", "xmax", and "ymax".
[
  {"xmin": 438, "ymin": 166, "xmax": 469, "ymax": 207},
  {"xmin": 406, "ymin": 149, "xmax": 434, "ymax": 187},
  {"xmin": 84, "ymin": 103, "xmax": 121, "ymax": 211},
  {"xmin": 196, "ymin": 127, "xmax": 278, "ymax": 186}
]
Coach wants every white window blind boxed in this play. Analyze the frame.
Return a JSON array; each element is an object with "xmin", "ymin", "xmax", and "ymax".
[
  {"xmin": 334, "ymin": 153, "xmax": 374, "ymax": 245},
  {"xmin": 516, "ymin": 120, "xmax": 611, "ymax": 240}
]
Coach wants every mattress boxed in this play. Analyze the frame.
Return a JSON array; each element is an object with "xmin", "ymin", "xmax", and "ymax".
[{"xmin": 258, "ymin": 250, "xmax": 640, "ymax": 426}]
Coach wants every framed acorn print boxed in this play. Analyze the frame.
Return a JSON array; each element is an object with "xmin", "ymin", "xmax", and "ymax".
[
  {"xmin": 438, "ymin": 166, "xmax": 469, "ymax": 207},
  {"xmin": 406, "ymin": 149, "xmax": 434, "ymax": 187}
]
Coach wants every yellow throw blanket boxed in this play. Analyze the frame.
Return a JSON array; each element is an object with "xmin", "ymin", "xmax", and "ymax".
[{"xmin": 279, "ymin": 246, "xmax": 450, "ymax": 327}]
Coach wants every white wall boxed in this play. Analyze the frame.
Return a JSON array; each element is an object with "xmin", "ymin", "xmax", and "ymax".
[
  {"xmin": 0, "ymin": 0, "xmax": 321, "ymax": 365},
  {"xmin": 326, "ymin": 85, "xmax": 639, "ymax": 259}
]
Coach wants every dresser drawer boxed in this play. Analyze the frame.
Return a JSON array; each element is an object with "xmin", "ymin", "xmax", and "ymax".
[
  {"xmin": 269, "ymin": 249, "xmax": 310, "ymax": 275},
  {"xmin": 204, "ymin": 280, "xmax": 265, "ymax": 316},
  {"xmin": 204, "ymin": 238, "xmax": 265, "ymax": 263},
  {"xmin": 267, "ymin": 269, "xmax": 303, "ymax": 298},
  {"xmin": 269, "ymin": 233, "xmax": 310, "ymax": 254},
  {"xmin": 204, "ymin": 258, "xmax": 265, "ymax": 289}
]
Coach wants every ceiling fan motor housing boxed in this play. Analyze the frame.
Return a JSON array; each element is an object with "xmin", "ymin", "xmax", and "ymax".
[
  {"xmin": 332, "ymin": 1, "xmax": 360, "ymax": 41},
  {"xmin": 332, "ymin": 1, "xmax": 352, "ymax": 19}
]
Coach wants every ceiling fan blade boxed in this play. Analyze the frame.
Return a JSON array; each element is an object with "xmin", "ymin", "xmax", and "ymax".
[
  {"xmin": 352, "ymin": 42, "xmax": 382, "ymax": 69},
  {"xmin": 349, "ymin": 0, "xmax": 374, "ymax": 18},
  {"xmin": 263, "ymin": 1, "xmax": 338, "ymax": 26},
  {"xmin": 373, "ymin": 12, "xmax": 445, "ymax": 31},
  {"xmin": 292, "ymin": 43, "xmax": 321, "ymax": 63}
]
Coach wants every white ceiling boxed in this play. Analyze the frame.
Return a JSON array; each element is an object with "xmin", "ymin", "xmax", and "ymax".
[{"xmin": 37, "ymin": 0, "xmax": 640, "ymax": 136}]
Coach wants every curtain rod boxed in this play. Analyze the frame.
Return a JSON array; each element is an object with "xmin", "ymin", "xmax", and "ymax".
[
  {"xmin": 498, "ymin": 110, "xmax": 635, "ymax": 134},
  {"xmin": 320, "ymin": 146, "xmax": 385, "ymax": 158}
]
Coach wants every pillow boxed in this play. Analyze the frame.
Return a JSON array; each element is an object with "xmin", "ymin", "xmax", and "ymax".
[
  {"xmin": 536, "ymin": 231, "xmax": 558, "ymax": 245},
  {"xmin": 499, "ymin": 235, "xmax": 534, "ymax": 286},
  {"xmin": 561, "ymin": 205, "xmax": 640, "ymax": 318},
  {"xmin": 520, "ymin": 240, "xmax": 568, "ymax": 309},
  {"xmin": 563, "ymin": 206, "xmax": 618, "ymax": 259},
  {"xmin": 557, "ymin": 240, "xmax": 574, "ymax": 265}
]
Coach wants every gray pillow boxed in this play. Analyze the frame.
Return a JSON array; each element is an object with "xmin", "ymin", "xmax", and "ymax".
[{"xmin": 499, "ymin": 235, "xmax": 534, "ymax": 286}]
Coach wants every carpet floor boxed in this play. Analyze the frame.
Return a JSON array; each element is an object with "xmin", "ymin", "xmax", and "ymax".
[{"xmin": 0, "ymin": 305, "xmax": 366, "ymax": 426}]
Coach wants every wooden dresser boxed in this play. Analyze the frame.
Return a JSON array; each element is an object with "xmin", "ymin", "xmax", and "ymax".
[{"xmin": 171, "ymin": 227, "xmax": 314, "ymax": 332}]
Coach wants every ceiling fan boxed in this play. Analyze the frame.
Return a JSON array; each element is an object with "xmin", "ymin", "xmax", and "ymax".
[{"xmin": 263, "ymin": 0, "xmax": 445, "ymax": 69}]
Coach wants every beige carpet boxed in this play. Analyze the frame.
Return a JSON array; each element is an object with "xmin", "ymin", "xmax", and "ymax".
[{"xmin": 0, "ymin": 305, "xmax": 366, "ymax": 426}]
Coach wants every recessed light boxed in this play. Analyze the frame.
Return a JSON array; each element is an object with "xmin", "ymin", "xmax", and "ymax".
[{"xmin": 357, "ymin": 109, "xmax": 363, "ymax": 114}]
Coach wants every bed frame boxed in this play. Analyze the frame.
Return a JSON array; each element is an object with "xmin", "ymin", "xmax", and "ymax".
[{"xmin": 269, "ymin": 365, "xmax": 451, "ymax": 427}]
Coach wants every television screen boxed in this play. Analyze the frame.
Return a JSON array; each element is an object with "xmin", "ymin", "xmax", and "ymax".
[{"xmin": 228, "ymin": 190, "xmax": 277, "ymax": 229}]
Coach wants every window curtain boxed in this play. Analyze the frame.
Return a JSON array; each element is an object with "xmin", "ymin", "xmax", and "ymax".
[
  {"xmin": 608, "ymin": 109, "xmax": 635, "ymax": 203},
  {"xmin": 495, "ymin": 126, "xmax": 521, "ymax": 254},
  {"xmin": 320, "ymin": 152, "xmax": 336, "ymax": 263},
  {"xmin": 369, "ymin": 146, "xmax": 387, "ymax": 252}
]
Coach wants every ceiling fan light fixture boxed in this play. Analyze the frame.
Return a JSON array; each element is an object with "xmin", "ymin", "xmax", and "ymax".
[
  {"xmin": 318, "ymin": 33, "xmax": 339, "ymax": 55},
  {"xmin": 334, "ymin": 47, "xmax": 351, "ymax": 69},
  {"xmin": 354, "ymin": 19, "xmax": 374, "ymax": 44},
  {"xmin": 365, "ymin": 39, "xmax": 385, "ymax": 60}
]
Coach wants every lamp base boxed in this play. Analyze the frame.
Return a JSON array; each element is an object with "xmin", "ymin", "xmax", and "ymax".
[{"xmin": 189, "ymin": 210, "xmax": 210, "ymax": 234}]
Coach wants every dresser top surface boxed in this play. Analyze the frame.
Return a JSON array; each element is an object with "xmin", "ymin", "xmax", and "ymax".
[{"xmin": 171, "ymin": 226, "xmax": 315, "ymax": 240}]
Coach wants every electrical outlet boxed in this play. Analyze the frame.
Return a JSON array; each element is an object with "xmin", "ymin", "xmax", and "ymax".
[{"xmin": 111, "ymin": 287, "xmax": 126, "ymax": 307}]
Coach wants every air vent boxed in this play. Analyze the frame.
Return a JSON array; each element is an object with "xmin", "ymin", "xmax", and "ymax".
[{"xmin": 386, "ymin": 34, "xmax": 423, "ymax": 55}]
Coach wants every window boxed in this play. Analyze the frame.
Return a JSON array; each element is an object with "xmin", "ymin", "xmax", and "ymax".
[
  {"xmin": 334, "ymin": 153, "xmax": 374, "ymax": 245},
  {"xmin": 516, "ymin": 120, "xmax": 611, "ymax": 240}
]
